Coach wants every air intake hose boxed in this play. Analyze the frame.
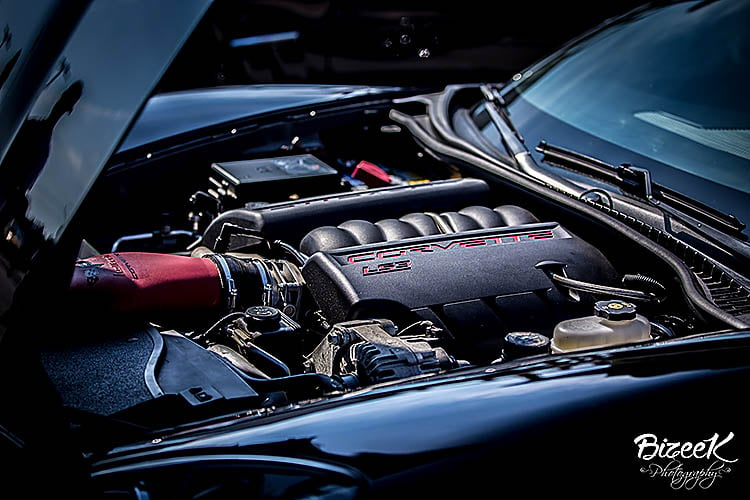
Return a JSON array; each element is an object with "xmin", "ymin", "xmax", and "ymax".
[{"xmin": 69, "ymin": 252, "xmax": 261, "ymax": 315}]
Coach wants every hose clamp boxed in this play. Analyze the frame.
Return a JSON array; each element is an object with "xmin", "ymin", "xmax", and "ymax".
[
  {"xmin": 208, "ymin": 254, "xmax": 237, "ymax": 311},
  {"xmin": 251, "ymin": 259, "xmax": 276, "ymax": 307}
]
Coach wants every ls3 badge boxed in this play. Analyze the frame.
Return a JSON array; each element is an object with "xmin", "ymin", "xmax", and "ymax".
[{"xmin": 362, "ymin": 259, "xmax": 411, "ymax": 276}]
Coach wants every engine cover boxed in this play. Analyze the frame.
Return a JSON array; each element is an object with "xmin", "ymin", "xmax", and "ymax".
[{"xmin": 302, "ymin": 221, "xmax": 617, "ymax": 360}]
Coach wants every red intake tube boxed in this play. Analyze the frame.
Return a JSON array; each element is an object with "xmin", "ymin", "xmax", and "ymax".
[{"xmin": 69, "ymin": 252, "xmax": 224, "ymax": 314}]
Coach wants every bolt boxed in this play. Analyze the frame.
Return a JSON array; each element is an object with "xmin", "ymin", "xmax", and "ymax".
[
  {"xmin": 418, "ymin": 48, "xmax": 431, "ymax": 58},
  {"xmin": 327, "ymin": 328, "xmax": 356, "ymax": 346}
]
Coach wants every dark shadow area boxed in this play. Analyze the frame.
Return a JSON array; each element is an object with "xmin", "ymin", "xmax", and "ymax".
[
  {"xmin": 0, "ymin": 80, "xmax": 83, "ymax": 206},
  {"xmin": 157, "ymin": 0, "xmax": 645, "ymax": 92}
]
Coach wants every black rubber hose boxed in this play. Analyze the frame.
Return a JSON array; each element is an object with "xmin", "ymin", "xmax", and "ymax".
[
  {"xmin": 191, "ymin": 311, "xmax": 245, "ymax": 343},
  {"xmin": 549, "ymin": 272, "xmax": 658, "ymax": 302},
  {"xmin": 218, "ymin": 354, "xmax": 344, "ymax": 397},
  {"xmin": 622, "ymin": 273, "xmax": 668, "ymax": 299},
  {"xmin": 222, "ymin": 255, "xmax": 264, "ymax": 308},
  {"xmin": 194, "ymin": 309, "xmax": 291, "ymax": 377},
  {"xmin": 204, "ymin": 343, "xmax": 345, "ymax": 397},
  {"xmin": 201, "ymin": 324, "xmax": 345, "ymax": 397},
  {"xmin": 204, "ymin": 253, "xmax": 264, "ymax": 311},
  {"xmin": 241, "ymin": 341, "xmax": 291, "ymax": 378},
  {"xmin": 273, "ymin": 240, "xmax": 309, "ymax": 266}
]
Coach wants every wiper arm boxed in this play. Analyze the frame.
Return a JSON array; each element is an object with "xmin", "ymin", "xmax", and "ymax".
[
  {"xmin": 479, "ymin": 85, "xmax": 585, "ymax": 196},
  {"xmin": 479, "ymin": 88, "xmax": 748, "ymax": 261},
  {"xmin": 537, "ymin": 140, "xmax": 747, "ymax": 239},
  {"xmin": 536, "ymin": 141, "xmax": 750, "ymax": 265},
  {"xmin": 479, "ymin": 85, "xmax": 525, "ymax": 153}
]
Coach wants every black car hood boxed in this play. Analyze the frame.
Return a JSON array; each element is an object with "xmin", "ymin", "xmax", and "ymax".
[
  {"xmin": 0, "ymin": 0, "xmax": 211, "ymax": 332},
  {"xmin": 118, "ymin": 84, "xmax": 403, "ymax": 152},
  {"xmin": 94, "ymin": 331, "xmax": 750, "ymax": 496}
]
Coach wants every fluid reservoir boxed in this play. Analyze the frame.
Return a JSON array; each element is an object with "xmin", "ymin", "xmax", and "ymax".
[{"xmin": 551, "ymin": 300, "xmax": 651, "ymax": 353}]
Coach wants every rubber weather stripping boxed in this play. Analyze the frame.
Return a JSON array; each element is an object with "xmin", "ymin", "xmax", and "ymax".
[{"xmin": 581, "ymin": 198, "xmax": 750, "ymax": 317}]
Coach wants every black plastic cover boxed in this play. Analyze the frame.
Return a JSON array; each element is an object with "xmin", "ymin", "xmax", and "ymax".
[
  {"xmin": 302, "ymin": 222, "xmax": 617, "ymax": 361},
  {"xmin": 211, "ymin": 154, "xmax": 340, "ymax": 204},
  {"xmin": 300, "ymin": 204, "xmax": 539, "ymax": 254},
  {"xmin": 202, "ymin": 178, "xmax": 490, "ymax": 250},
  {"xmin": 41, "ymin": 327, "xmax": 258, "ymax": 418}
]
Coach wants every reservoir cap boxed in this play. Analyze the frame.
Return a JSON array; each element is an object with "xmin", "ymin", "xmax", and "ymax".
[
  {"xmin": 503, "ymin": 331, "xmax": 551, "ymax": 360},
  {"xmin": 245, "ymin": 305, "xmax": 281, "ymax": 328},
  {"xmin": 594, "ymin": 300, "xmax": 637, "ymax": 320}
]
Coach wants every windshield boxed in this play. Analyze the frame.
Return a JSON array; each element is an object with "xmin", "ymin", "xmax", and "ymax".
[{"xmin": 484, "ymin": 0, "xmax": 750, "ymax": 234}]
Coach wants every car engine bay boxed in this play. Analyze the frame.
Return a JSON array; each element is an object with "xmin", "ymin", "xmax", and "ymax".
[{"xmin": 43, "ymin": 92, "xmax": 748, "ymax": 433}]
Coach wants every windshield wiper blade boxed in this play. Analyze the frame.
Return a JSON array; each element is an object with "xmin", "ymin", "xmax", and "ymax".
[{"xmin": 537, "ymin": 140, "xmax": 747, "ymax": 240}]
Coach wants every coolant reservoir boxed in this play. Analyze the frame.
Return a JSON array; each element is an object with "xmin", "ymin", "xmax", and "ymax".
[{"xmin": 551, "ymin": 300, "xmax": 651, "ymax": 353}]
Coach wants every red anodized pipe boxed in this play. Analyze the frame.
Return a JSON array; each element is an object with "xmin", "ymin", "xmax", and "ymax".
[{"xmin": 69, "ymin": 252, "xmax": 223, "ymax": 314}]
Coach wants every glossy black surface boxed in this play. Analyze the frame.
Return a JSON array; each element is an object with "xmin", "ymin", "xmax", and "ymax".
[
  {"xmin": 118, "ymin": 85, "xmax": 402, "ymax": 152},
  {"xmin": 97, "ymin": 332, "xmax": 750, "ymax": 495}
]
